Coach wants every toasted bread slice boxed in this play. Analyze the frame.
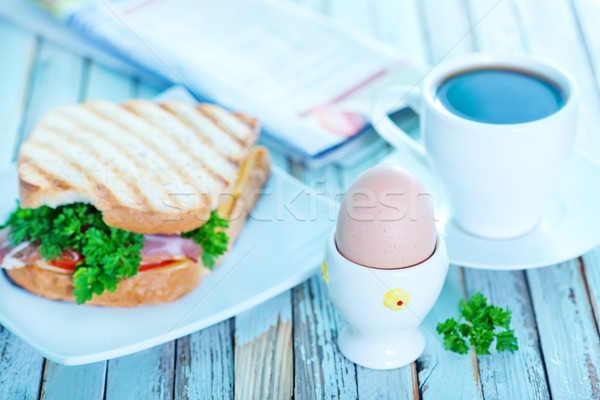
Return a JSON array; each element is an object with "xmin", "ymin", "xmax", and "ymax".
[
  {"xmin": 5, "ymin": 147, "xmax": 271, "ymax": 307},
  {"xmin": 18, "ymin": 100, "xmax": 260, "ymax": 234}
]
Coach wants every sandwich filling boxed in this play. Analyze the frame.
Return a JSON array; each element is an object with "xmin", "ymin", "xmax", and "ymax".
[{"xmin": 0, "ymin": 203, "xmax": 229, "ymax": 304}]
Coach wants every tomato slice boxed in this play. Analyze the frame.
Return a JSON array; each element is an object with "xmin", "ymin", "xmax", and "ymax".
[
  {"xmin": 49, "ymin": 249, "xmax": 84, "ymax": 270},
  {"xmin": 138, "ymin": 259, "xmax": 179, "ymax": 272},
  {"xmin": 48, "ymin": 250, "xmax": 182, "ymax": 273}
]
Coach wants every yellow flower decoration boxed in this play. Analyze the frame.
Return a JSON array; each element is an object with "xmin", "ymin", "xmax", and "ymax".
[
  {"xmin": 383, "ymin": 288, "xmax": 410, "ymax": 311},
  {"xmin": 322, "ymin": 261, "xmax": 329, "ymax": 285}
]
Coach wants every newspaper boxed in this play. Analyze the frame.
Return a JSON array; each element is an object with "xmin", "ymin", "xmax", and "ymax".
[{"xmin": 0, "ymin": 0, "xmax": 425, "ymax": 165}]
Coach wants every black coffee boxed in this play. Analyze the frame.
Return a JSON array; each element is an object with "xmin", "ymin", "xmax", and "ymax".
[{"xmin": 436, "ymin": 67, "xmax": 564, "ymax": 124}]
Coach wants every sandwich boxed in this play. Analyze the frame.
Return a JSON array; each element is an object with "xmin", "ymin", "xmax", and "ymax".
[{"xmin": 0, "ymin": 100, "xmax": 270, "ymax": 306}]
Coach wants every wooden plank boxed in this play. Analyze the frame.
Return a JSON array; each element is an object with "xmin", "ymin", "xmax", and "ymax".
[
  {"xmin": 418, "ymin": 267, "xmax": 481, "ymax": 400},
  {"xmin": 0, "ymin": 328, "xmax": 44, "ymax": 400},
  {"xmin": 0, "ymin": 30, "xmax": 95, "ymax": 400},
  {"xmin": 287, "ymin": 147, "xmax": 359, "ymax": 399},
  {"xmin": 0, "ymin": 19, "xmax": 36, "ymax": 167},
  {"xmin": 265, "ymin": 147, "xmax": 288, "ymax": 170},
  {"xmin": 36, "ymin": 39, "xmax": 162, "ymax": 400},
  {"xmin": 17, "ymin": 38, "xmax": 85, "ymax": 147},
  {"xmin": 371, "ymin": 3, "xmax": 486, "ymax": 386},
  {"xmin": 299, "ymin": 158, "xmax": 344, "ymax": 400},
  {"xmin": 329, "ymin": 0, "xmax": 374, "ymax": 35},
  {"xmin": 42, "ymin": 50, "xmax": 141, "ymax": 400},
  {"xmin": 28, "ymin": 37, "xmax": 111, "ymax": 400},
  {"xmin": 0, "ymin": 19, "xmax": 45, "ymax": 400},
  {"xmin": 105, "ymin": 342, "xmax": 175, "ymax": 400},
  {"xmin": 40, "ymin": 361, "xmax": 106, "ymax": 400},
  {"xmin": 583, "ymin": 247, "xmax": 600, "ymax": 331},
  {"xmin": 296, "ymin": 159, "xmax": 359, "ymax": 397},
  {"xmin": 582, "ymin": 245, "xmax": 600, "ymax": 377},
  {"xmin": 457, "ymin": 2, "xmax": 552, "ymax": 398},
  {"xmin": 83, "ymin": 56, "xmax": 179, "ymax": 400},
  {"xmin": 372, "ymin": 0, "xmax": 428, "ymax": 63},
  {"xmin": 174, "ymin": 320, "xmax": 234, "ymax": 400},
  {"xmin": 356, "ymin": 365, "xmax": 416, "ymax": 400},
  {"xmin": 293, "ymin": 0, "xmax": 328, "ymax": 15},
  {"xmin": 571, "ymin": 0, "xmax": 600, "ymax": 88},
  {"xmin": 420, "ymin": 0, "xmax": 474, "ymax": 62},
  {"xmin": 231, "ymin": 146, "xmax": 292, "ymax": 399},
  {"xmin": 462, "ymin": 270, "xmax": 550, "ymax": 400},
  {"xmin": 293, "ymin": 275, "xmax": 358, "ymax": 399},
  {"xmin": 301, "ymin": 161, "xmax": 342, "ymax": 217},
  {"xmin": 135, "ymin": 79, "xmax": 164, "ymax": 99},
  {"xmin": 527, "ymin": 261, "xmax": 600, "ymax": 398},
  {"xmin": 289, "ymin": 145, "xmax": 358, "ymax": 398},
  {"xmin": 465, "ymin": 0, "xmax": 526, "ymax": 53},
  {"xmin": 411, "ymin": 3, "xmax": 488, "ymax": 397},
  {"xmin": 510, "ymin": 1, "xmax": 600, "ymax": 398},
  {"xmin": 234, "ymin": 291, "xmax": 293, "ymax": 400},
  {"xmin": 84, "ymin": 62, "xmax": 136, "ymax": 101},
  {"xmin": 514, "ymin": 0, "xmax": 600, "ymax": 162},
  {"xmin": 295, "ymin": 157, "xmax": 358, "ymax": 398}
]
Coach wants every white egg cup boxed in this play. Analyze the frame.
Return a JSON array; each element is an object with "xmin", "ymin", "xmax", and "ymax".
[{"xmin": 322, "ymin": 228, "xmax": 449, "ymax": 370}]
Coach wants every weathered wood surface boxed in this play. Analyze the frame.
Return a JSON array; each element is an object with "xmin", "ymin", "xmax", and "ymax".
[
  {"xmin": 445, "ymin": 2, "xmax": 554, "ymax": 399},
  {"xmin": 464, "ymin": 270, "xmax": 550, "ymax": 400},
  {"xmin": 0, "ymin": 330, "xmax": 44, "ymax": 400},
  {"xmin": 1, "ymin": 0, "xmax": 600, "ymax": 398},
  {"xmin": 0, "ymin": 20, "xmax": 36, "ymax": 167},
  {"xmin": 501, "ymin": 1, "xmax": 600, "ymax": 399},
  {"xmin": 516, "ymin": 0, "xmax": 600, "ymax": 159},
  {"xmin": 293, "ymin": 275, "xmax": 358, "ymax": 399},
  {"xmin": 174, "ymin": 321, "xmax": 234, "ymax": 400},
  {"xmin": 0, "ymin": 19, "xmax": 45, "ymax": 400},
  {"xmin": 41, "ymin": 361, "xmax": 107, "ymax": 400},
  {"xmin": 18, "ymin": 39, "xmax": 85, "ymax": 145},
  {"xmin": 234, "ymin": 291, "xmax": 293, "ymax": 400},
  {"xmin": 106, "ymin": 343, "xmax": 175, "ymax": 400},
  {"xmin": 528, "ymin": 262, "xmax": 600, "ymax": 399}
]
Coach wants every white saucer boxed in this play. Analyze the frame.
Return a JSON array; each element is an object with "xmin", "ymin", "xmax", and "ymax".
[{"xmin": 382, "ymin": 150, "xmax": 600, "ymax": 269}]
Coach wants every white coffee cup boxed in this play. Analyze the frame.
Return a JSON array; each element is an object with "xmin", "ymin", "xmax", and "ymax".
[{"xmin": 372, "ymin": 54, "xmax": 578, "ymax": 239}]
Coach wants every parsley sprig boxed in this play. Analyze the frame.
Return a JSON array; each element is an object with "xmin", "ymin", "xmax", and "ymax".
[
  {"xmin": 3, "ymin": 202, "xmax": 144, "ymax": 304},
  {"xmin": 436, "ymin": 293, "xmax": 518, "ymax": 355},
  {"xmin": 181, "ymin": 210, "xmax": 229, "ymax": 269}
]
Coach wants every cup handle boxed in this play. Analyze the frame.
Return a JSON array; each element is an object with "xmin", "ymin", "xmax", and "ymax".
[{"xmin": 371, "ymin": 85, "xmax": 428, "ymax": 165}]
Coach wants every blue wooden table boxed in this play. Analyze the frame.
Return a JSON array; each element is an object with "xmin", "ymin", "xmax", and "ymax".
[{"xmin": 2, "ymin": 0, "xmax": 600, "ymax": 399}]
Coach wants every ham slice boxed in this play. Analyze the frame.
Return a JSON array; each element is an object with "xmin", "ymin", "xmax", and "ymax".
[
  {"xmin": 0, "ymin": 228, "xmax": 41, "ymax": 268},
  {"xmin": 0, "ymin": 228, "xmax": 10, "ymax": 261},
  {"xmin": 141, "ymin": 235, "xmax": 201, "ymax": 263}
]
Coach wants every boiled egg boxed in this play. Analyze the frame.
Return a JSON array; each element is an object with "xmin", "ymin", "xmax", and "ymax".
[{"xmin": 335, "ymin": 164, "xmax": 436, "ymax": 269}]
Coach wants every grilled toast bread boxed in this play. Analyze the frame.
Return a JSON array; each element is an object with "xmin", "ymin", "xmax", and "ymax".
[
  {"xmin": 6, "ymin": 147, "xmax": 271, "ymax": 307},
  {"xmin": 18, "ymin": 100, "xmax": 260, "ymax": 234}
]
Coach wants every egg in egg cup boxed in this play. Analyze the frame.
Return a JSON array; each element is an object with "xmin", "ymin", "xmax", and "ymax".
[{"xmin": 323, "ymin": 228, "xmax": 449, "ymax": 370}]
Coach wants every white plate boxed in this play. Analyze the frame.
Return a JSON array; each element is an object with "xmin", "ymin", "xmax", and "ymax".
[
  {"xmin": 382, "ymin": 150, "xmax": 600, "ymax": 269},
  {"xmin": 0, "ymin": 164, "xmax": 334, "ymax": 365}
]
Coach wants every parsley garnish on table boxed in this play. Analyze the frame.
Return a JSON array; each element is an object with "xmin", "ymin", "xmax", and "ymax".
[
  {"xmin": 436, "ymin": 292, "xmax": 518, "ymax": 355},
  {"xmin": 181, "ymin": 210, "xmax": 229, "ymax": 269}
]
